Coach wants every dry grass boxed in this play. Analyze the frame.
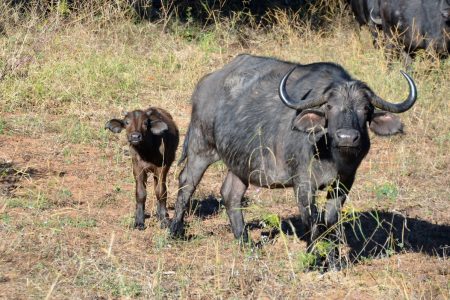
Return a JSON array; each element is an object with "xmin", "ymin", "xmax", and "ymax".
[{"xmin": 0, "ymin": 1, "xmax": 449, "ymax": 299}]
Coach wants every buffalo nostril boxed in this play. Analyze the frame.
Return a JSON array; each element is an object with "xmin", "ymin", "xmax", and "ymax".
[
  {"xmin": 129, "ymin": 132, "xmax": 142, "ymax": 141},
  {"xmin": 336, "ymin": 129, "xmax": 360, "ymax": 146}
]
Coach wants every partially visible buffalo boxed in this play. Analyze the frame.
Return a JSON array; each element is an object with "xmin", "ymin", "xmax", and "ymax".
[
  {"xmin": 348, "ymin": 0, "xmax": 381, "ymax": 28},
  {"xmin": 376, "ymin": 0, "xmax": 450, "ymax": 58},
  {"xmin": 169, "ymin": 54, "xmax": 417, "ymax": 262},
  {"xmin": 349, "ymin": 0, "xmax": 450, "ymax": 61},
  {"xmin": 347, "ymin": 0, "xmax": 383, "ymax": 46}
]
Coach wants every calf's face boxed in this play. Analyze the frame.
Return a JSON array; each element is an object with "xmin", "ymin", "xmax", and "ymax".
[{"xmin": 105, "ymin": 110, "xmax": 168, "ymax": 145}]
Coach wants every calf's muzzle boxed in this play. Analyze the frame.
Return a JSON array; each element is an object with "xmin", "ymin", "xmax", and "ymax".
[{"xmin": 129, "ymin": 132, "xmax": 143, "ymax": 144}]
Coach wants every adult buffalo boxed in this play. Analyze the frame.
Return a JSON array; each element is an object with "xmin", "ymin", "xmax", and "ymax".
[
  {"xmin": 372, "ymin": 0, "xmax": 450, "ymax": 59},
  {"xmin": 170, "ymin": 54, "xmax": 417, "ymax": 254}
]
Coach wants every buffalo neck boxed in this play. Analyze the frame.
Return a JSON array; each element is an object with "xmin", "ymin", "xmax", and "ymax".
[
  {"xmin": 315, "ymin": 134, "xmax": 370, "ymax": 177},
  {"xmin": 130, "ymin": 134, "xmax": 165, "ymax": 166}
]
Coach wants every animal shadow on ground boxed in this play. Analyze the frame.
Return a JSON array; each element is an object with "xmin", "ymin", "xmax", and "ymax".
[
  {"xmin": 0, "ymin": 160, "xmax": 40, "ymax": 196},
  {"xmin": 187, "ymin": 195, "xmax": 224, "ymax": 219},
  {"xmin": 271, "ymin": 211, "xmax": 450, "ymax": 260},
  {"xmin": 185, "ymin": 195, "xmax": 252, "ymax": 219}
]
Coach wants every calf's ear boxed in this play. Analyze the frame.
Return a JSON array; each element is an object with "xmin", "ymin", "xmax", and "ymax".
[
  {"xmin": 105, "ymin": 119, "xmax": 125, "ymax": 133},
  {"xmin": 150, "ymin": 120, "xmax": 168, "ymax": 135},
  {"xmin": 292, "ymin": 109, "xmax": 326, "ymax": 133},
  {"xmin": 369, "ymin": 110, "xmax": 403, "ymax": 136}
]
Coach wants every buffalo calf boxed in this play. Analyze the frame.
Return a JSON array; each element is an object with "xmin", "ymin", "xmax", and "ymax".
[{"xmin": 106, "ymin": 107, "xmax": 179, "ymax": 229}]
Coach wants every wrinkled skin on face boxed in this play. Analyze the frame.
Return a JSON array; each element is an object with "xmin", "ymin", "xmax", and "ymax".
[
  {"xmin": 293, "ymin": 81, "xmax": 403, "ymax": 159},
  {"xmin": 105, "ymin": 107, "xmax": 179, "ymax": 230}
]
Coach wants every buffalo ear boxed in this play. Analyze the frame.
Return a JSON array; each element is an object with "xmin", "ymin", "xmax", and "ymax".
[
  {"xmin": 105, "ymin": 119, "xmax": 125, "ymax": 133},
  {"xmin": 150, "ymin": 120, "xmax": 168, "ymax": 135},
  {"xmin": 442, "ymin": 8, "xmax": 450, "ymax": 19},
  {"xmin": 369, "ymin": 111, "xmax": 403, "ymax": 136},
  {"xmin": 292, "ymin": 109, "xmax": 326, "ymax": 133}
]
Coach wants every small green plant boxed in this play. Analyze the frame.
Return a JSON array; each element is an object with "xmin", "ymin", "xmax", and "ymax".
[
  {"xmin": 0, "ymin": 212, "xmax": 11, "ymax": 224},
  {"xmin": 0, "ymin": 118, "xmax": 6, "ymax": 134},
  {"xmin": 56, "ymin": 0, "xmax": 70, "ymax": 17},
  {"xmin": 152, "ymin": 232, "xmax": 170, "ymax": 250},
  {"xmin": 261, "ymin": 213, "xmax": 281, "ymax": 229},
  {"xmin": 314, "ymin": 240, "xmax": 337, "ymax": 258},
  {"xmin": 41, "ymin": 216, "xmax": 97, "ymax": 229},
  {"xmin": 375, "ymin": 182, "xmax": 398, "ymax": 201},
  {"xmin": 62, "ymin": 147, "xmax": 72, "ymax": 164},
  {"xmin": 60, "ymin": 187, "xmax": 72, "ymax": 198},
  {"xmin": 6, "ymin": 192, "xmax": 51, "ymax": 210},
  {"xmin": 296, "ymin": 251, "xmax": 317, "ymax": 271},
  {"xmin": 6, "ymin": 197, "xmax": 28, "ymax": 209},
  {"xmin": 102, "ymin": 276, "xmax": 142, "ymax": 297},
  {"xmin": 119, "ymin": 214, "xmax": 135, "ymax": 228}
]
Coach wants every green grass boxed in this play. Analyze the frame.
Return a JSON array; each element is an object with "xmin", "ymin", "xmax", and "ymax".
[
  {"xmin": 0, "ymin": 212, "xmax": 11, "ymax": 224},
  {"xmin": 102, "ymin": 276, "xmax": 143, "ymax": 297},
  {"xmin": 40, "ymin": 216, "xmax": 97, "ymax": 229},
  {"xmin": 0, "ymin": 118, "xmax": 5, "ymax": 134},
  {"xmin": 6, "ymin": 193, "xmax": 51, "ymax": 210},
  {"xmin": 375, "ymin": 182, "xmax": 399, "ymax": 202}
]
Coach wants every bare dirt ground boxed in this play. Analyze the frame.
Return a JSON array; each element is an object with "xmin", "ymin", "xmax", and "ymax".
[{"xmin": 0, "ymin": 4, "xmax": 449, "ymax": 299}]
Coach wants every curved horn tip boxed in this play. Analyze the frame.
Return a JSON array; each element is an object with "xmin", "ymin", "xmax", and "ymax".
[
  {"xmin": 399, "ymin": 70, "xmax": 417, "ymax": 98},
  {"xmin": 278, "ymin": 66, "xmax": 299, "ymax": 110},
  {"xmin": 371, "ymin": 70, "xmax": 418, "ymax": 113},
  {"xmin": 370, "ymin": 8, "xmax": 382, "ymax": 25}
]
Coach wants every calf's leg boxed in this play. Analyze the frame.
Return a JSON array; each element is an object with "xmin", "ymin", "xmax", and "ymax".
[
  {"xmin": 133, "ymin": 164, "xmax": 148, "ymax": 230},
  {"xmin": 153, "ymin": 167, "xmax": 170, "ymax": 228}
]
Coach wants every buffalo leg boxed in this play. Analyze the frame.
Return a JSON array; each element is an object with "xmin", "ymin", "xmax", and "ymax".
[
  {"xmin": 319, "ymin": 179, "xmax": 354, "ymax": 269},
  {"xmin": 220, "ymin": 171, "xmax": 248, "ymax": 242},
  {"xmin": 133, "ymin": 164, "xmax": 148, "ymax": 230},
  {"xmin": 294, "ymin": 180, "xmax": 320, "ymax": 249},
  {"xmin": 170, "ymin": 153, "xmax": 218, "ymax": 237},
  {"xmin": 153, "ymin": 167, "xmax": 169, "ymax": 228}
]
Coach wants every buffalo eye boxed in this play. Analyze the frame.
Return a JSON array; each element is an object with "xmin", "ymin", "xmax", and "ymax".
[
  {"xmin": 358, "ymin": 105, "xmax": 372, "ymax": 114},
  {"xmin": 124, "ymin": 119, "xmax": 130, "ymax": 126},
  {"xmin": 326, "ymin": 104, "xmax": 333, "ymax": 110}
]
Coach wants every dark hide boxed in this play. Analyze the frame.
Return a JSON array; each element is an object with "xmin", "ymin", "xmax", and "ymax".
[
  {"xmin": 106, "ymin": 107, "xmax": 179, "ymax": 230},
  {"xmin": 348, "ymin": 0, "xmax": 382, "ymax": 30},
  {"xmin": 170, "ymin": 54, "xmax": 415, "ymax": 251},
  {"xmin": 379, "ymin": 0, "xmax": 450, "ymax": 57}
]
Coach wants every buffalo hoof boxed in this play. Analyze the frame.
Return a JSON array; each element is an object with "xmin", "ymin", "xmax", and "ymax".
[
  {"xmin": 134, "ymin": 222, "xmax": 145, "ymax": 230},
  {"xmin": 169, "ymin": 220, "xmax": 185, "ymax": 238},
  {"xmin": 160, "ymin": 218, "xmax": 170, "ymax": 229}
]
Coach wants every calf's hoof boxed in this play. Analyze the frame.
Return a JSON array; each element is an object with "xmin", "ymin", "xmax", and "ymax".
[
  {"xmin": 169, "ymin": 220, "xmax": 185, "ymax": 238},
  {"xmin": 134, "ymin": 222, "xmax": 145, "ymax": 230}
]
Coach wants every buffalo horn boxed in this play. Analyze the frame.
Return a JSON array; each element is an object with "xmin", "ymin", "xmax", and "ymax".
[
  {"xmin": 370, "ymin": 8, "xmax": 382, "ymax": 25},
  {"xmin": 279, "ymin": 66, "xmax": 327, "ymax": 110},
  {"xmin": 370, "ymin": 71, "xmax": 417, "ymax": 113}
]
